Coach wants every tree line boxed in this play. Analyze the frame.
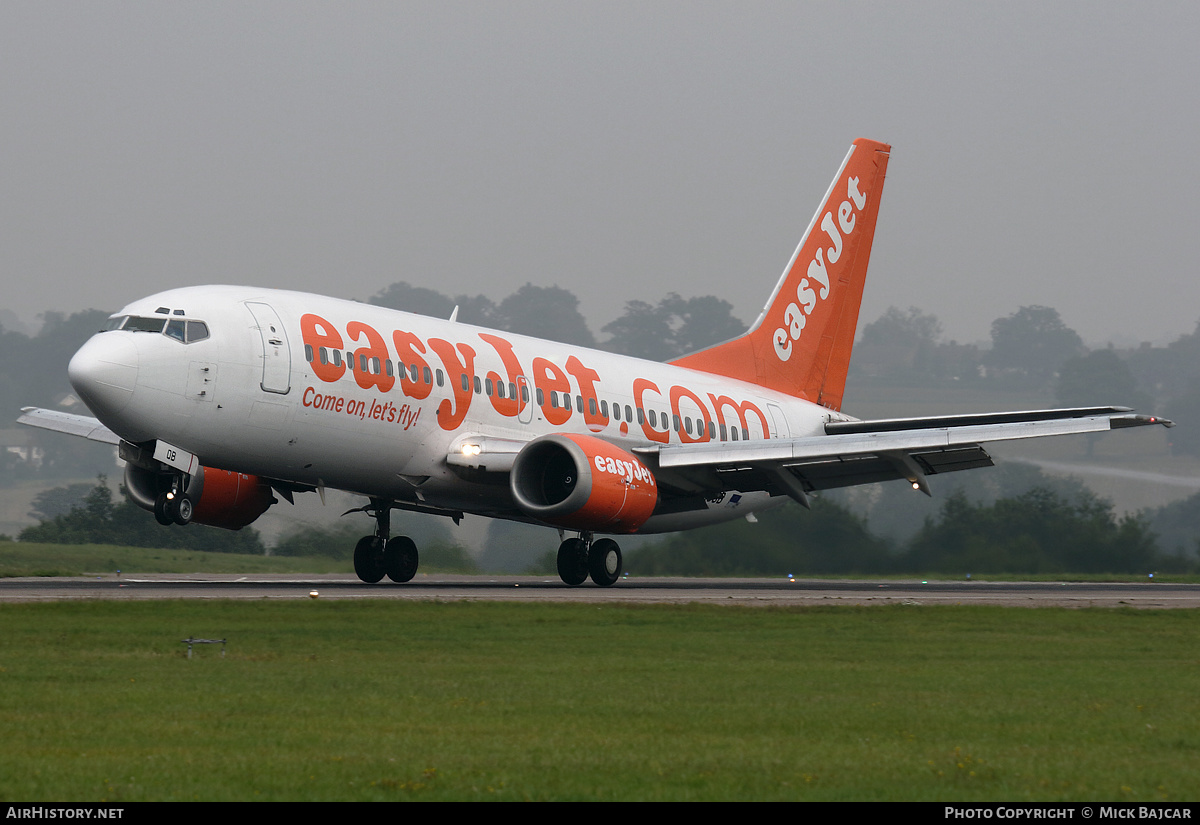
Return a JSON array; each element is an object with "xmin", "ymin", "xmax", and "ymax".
[
  {"xmin": 17, "ymin": 473, "xmax": 1200, "ymax": 575},
  {"xmin": 6, "ymin": 279, "xmax": 1200, "ymax": 570},
  {"xmin": 6, "ymin": 282, "xmax": 1196, "ymax": 452},
  {"xmin": 628, "ymin": 482, "xmax": 1198, "ymax": 577}
]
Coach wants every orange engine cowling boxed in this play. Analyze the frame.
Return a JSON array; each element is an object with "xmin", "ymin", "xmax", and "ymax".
[
  {"xmin": 124, "ymin": 463, "xmax": 275, "ymax": 530},
  {"xmin": 509, "ymin": 433, "xmax": 658, "ymax": 533},
  {"xmin": 189, "ymin": 468, "xmax": 276, "ymax": 530}
]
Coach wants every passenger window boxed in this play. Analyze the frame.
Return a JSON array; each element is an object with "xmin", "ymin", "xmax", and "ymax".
[
  {"xmin": 332, "ymin": 350, "xmax": 343, "ymax": 367},
  {"xmin": 485, "ymin": 378, "xmax": 493, "ymax": 396},
  {"xmin": 600, "ymin": 400, "xmax": 608, "ymax": 418},
  {"xmin": 612, "ymin": 404, "xmax": 620, "ymax": 422},
  {"xmin": 536, "ymin": 388, "xmax": 544, "ymax": 405},
  {"xmin": 673, "ymin": 415, "xmax": 681, "ymax": 433},
  {"xmin": 460, "ymin": 374, "xmax": 469, "ymax": 392},
  {"xmin": 576, "ymin": 396, "xmax": 583, "ymax": 413},
  {"xmin": 423, "ymin": 367, "xmax": 432, "ymax": 384},
  {"xmin": 320, "ymin": 348, "xmax": 329, "ymax": 366},
  {"xmin": 473, "ymin": 376, "xmax": 482, "ymax": 394},
  {"xmin": 588, "ymin": 398, "xmax": 597, "ymax": 416},
  {"xmin": 436, "ymin": 370, "xmax": 444, "ymax": 387},
  {"xmin": 636, "ymin": 408, "xmax": 645, "ymax": 425},
  {"xmin": 708, "ymin": 421, "xmax": 716, "ymax": 439},
  {"xmin": 305, "ymin": 344, "xmax": 314, "ymax": 363},
  {"xmin": 649, "ymin": 410, "xmax": 657, "ymax": 428}
]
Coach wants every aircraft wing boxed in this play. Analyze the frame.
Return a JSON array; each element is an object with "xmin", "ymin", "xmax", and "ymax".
[
  {"xmin": 636, "ymin": 407, "xmax": 1173, "ymax": 503},
  {"xmin": 17, "ymin": 407, "xmax": 121, "ymax": 445}
]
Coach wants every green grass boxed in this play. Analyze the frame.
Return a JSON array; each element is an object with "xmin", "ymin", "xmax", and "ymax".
[
  {"xmin": 1, "ymin": 601, "xmax": 1199, "ymax": 801},
  {"xmin": 7, "ymin": 539, "xmax": 1200, "ymax": 582},
  {"xmin": 0, "ymin": 540, "xmax": 350, "ymax": 577}
]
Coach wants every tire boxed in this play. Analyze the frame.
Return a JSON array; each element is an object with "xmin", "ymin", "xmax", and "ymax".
[
  {"xmin": 174, "ymin": 496, "xmax": 194, "ymax": 526},
  {"xmin": 154, "ymin": 493, "xmax": 173, "ymax": 526},
  {"xmin": 384, "ymin": 536, "xmax": 419, "ymax": 583},
  {"xmin": 588, "ymin": 538, "xmax": 622, "ymax": 587},
  {"xmin": 353, "ymin": 535, "xmax": 386, "ymax": 583},
  {"xmin": 556, "ymin": 538, "xmax": 589, "ymax": 586}
]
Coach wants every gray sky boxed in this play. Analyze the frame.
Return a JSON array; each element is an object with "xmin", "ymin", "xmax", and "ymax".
[{"xmin": 2, "ymin": 1, "xmax": 1197, "ymax": 346}]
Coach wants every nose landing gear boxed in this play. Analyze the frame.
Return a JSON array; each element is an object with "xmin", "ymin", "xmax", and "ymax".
[
  {"xmin": 557, "ymin": 532, "xmax": 622, "ymax": 587},
  {"xmin": 153, "ymin": 476, "xmax": 196, "ymax": 526}
]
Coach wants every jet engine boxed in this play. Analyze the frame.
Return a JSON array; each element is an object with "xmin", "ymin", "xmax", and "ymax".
[
  {"xmin": 124, "ymin": 462, "xmax": 275, "ymax": 530},
  {"xmin": 509, "ymin": 433, "xmax": 658, "ymax": 533}
]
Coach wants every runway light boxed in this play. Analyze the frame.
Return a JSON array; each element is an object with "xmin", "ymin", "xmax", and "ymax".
[{"xmin": 309, "ymin": 590, "xmax": 319, "ymax": 599}]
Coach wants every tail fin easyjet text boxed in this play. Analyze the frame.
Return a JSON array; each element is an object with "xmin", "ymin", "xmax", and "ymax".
[{"xmin": 670, "ymin": 138, "xmax": 890, "ymax": 411}]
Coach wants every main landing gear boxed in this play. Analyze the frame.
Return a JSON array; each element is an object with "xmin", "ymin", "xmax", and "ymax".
[
  {"xmin": 557, "ymin": 532, "xmax": 622, "ymax": 587},
  {"xmin": 352, "ymin": 499, "xmax": 419, "ymax": 584}
]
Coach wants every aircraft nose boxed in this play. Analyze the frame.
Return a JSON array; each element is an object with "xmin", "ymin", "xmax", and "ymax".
[{"xmin": 68, "ymin": 333, "xmax": 140, "ymax": 418}]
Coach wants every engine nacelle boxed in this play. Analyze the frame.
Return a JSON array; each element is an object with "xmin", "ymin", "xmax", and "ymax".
[
  {"xmin": 510, "ymin": 433, "xmax": 658, "ymax": 533},
  {"xmin": 124, "ymin": 463, "xmax": 275, "ymax": 530}
]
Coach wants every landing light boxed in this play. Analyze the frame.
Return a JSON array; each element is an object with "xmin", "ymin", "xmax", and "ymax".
[
  {"xmin": 461, "ymin": 443, "xmax": 482, "ymax": 457},
  {"xmin": 911, "ymin": 482, "xmax": 920, "ymax": 490}
]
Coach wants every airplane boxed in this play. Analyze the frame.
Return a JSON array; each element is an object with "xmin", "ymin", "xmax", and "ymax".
[{"xmin": 18, "ymin": 138, "xmax": 1173, "ymax": 586}]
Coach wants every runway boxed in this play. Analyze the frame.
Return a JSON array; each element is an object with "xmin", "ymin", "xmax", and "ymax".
[{"xmin": 1, "ymin": 574, "xmax": 1197, "ymax": 608}]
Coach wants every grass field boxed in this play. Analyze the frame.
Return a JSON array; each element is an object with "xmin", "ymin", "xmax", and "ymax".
[
  {"xmin": 1, "ymin": 600, "xmax": 1199, "ymax": 801},
  {"xmin": 0, "ymin": 540, "xmax": 351, "ymax": 577}
]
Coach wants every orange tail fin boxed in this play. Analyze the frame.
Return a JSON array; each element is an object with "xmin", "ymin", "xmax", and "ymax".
[{"xmin": 671, "ymin": 138, "xmax": 890, "ymax": 411}]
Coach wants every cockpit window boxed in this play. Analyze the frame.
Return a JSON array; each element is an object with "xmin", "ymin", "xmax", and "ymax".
[
  {"xmin": 104, "ymin": 314, "xmax": 210, "ymax": 343},
  {"xmin": 124, "ymin": 316, "xmax": 167, "ymax": 333},
  {"xmin": 185, "ymin": 321, "xmax": 209, "ymax": 343}
]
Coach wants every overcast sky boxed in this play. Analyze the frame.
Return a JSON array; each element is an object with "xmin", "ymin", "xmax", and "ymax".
[{"xmin": 2, "ymin": 1, "xmax": 1197, "ymax": 346}]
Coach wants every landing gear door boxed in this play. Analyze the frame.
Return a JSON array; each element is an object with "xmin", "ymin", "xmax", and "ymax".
[{"xmin": 245, "ymin": 302, "xmax": 291, "ymax": 395}]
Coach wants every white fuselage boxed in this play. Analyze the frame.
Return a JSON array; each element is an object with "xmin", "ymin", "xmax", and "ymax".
[{"xmin": 70, "ymin": 285, "xmax": 843, "ymax": 533}]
